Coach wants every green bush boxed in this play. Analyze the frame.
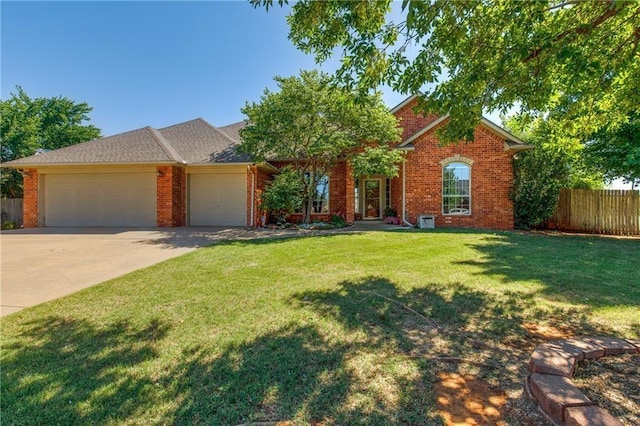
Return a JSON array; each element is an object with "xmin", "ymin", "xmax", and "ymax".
[
  {"xmin": 260, "ymin": 167, "xmax": 304, "ymax": 225},
  {"xmin": 383, "ymin": 207, "xmax": 397, "ymax": 218},
  {"xmin": 1, "ymin": 220, "xmax": 17, "ymax": 230},
  {"xmin": 330, "ymin": 213, "xmax": 347, "ymax": 228},
  {"xmin": 510, "ymin": 146, "xmax": 569, "ymax": 229}
]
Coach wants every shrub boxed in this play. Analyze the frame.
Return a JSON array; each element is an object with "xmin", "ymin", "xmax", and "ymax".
[
  {"xmin": 330, "ymin": 212, "xmax": 347, "ymax": 228},
  {"xmin": 1, "ymin": 220, "xmax": 17, "ymax": 230},
  {"xmin": 383, "ymin": 207, "xmax": 397, "ymax": 218},
  {"xmin": 260, "ymin": 167, "xmax": 304, "ymax": 225}
]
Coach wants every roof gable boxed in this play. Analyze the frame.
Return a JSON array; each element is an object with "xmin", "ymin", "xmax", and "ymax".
[
  {"xmin": 157, "ymin": 118, "xmax": 250, "ymax": 164},
  {"xmin": 397, "ymin": 114, "xmax": 533, "ymax": 152}
]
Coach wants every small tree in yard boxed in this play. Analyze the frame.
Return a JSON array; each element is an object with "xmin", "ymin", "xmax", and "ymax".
[
  {"xmin": 259, "ymin": 167, "xmax": 304, "ymax": 224},
  {"xmin": 240, "ymin": 70, "xmax": 401, "ymax": 224}
]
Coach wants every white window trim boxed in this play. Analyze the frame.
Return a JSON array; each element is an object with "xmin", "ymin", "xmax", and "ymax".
[{"xmin": 442, "ymin": 160, "xmax": 472, "ymax": 216}]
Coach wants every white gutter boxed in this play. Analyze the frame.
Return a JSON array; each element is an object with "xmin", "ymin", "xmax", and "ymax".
[
  {"xmin": 402, "ymin": 159, "xmax": 414, "ymax": 227},
  {"xmin": 247, "ymin": 165, "xmax": 255, "ymax": 227}
]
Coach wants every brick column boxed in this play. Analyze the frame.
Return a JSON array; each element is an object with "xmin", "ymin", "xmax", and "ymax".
[
  {"xmin": 22, "ymin": 169, "xmax": 39, "ymax": 228},
  {"xmin": 156, "ymin": 166, "xmax": 186, "ymax": 227},
  {"xmin": 344, "ymin": 162, "xmax": 355, "ymax": 223}
]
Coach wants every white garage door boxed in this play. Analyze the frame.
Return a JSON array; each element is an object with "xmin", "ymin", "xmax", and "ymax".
[
  {"xmin": 44, "ymin": 173, "xmax": 156, "ymax": 226},
  {"xmin": 189, "ymin": 173, "xmax": 246, "ymax": 226}
]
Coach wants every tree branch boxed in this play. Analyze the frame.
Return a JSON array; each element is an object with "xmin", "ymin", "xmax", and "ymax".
[{"xmin": 525, "ymin": 3, "xmax": 624, "ymax": 62}]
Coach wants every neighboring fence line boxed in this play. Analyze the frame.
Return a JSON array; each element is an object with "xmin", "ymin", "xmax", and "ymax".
[
  {"xmin": 549, "ymin": 189, "xmax": 640, "ymax": 235},
  {"xmin": 0, "ymin": 198, "xmax": 23, "ymax": 228}
]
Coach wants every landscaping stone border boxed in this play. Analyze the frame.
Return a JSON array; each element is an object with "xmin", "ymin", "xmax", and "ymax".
[{"xmin": 525, "ymin": 336, "xmax": 639, "ymax": 426}]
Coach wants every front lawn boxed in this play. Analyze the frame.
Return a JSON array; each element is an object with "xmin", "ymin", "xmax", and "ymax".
[{"xmin": 2, "ymin": 230, "xmax": 638, "ymax": 425}]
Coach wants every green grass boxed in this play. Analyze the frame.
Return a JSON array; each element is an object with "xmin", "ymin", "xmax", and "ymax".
[{"xmin": 2, "ymin": 229, "xmax": 639, "ymax": 425}]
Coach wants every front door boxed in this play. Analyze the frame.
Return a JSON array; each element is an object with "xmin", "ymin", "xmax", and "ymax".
[{"xmin": 364, "ymin": 179, "xmax": 381, "ymax": 219}]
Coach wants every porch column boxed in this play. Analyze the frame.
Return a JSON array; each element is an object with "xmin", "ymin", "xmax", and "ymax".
[
  {"xmin": 345, "ymin": 162, "xmax": 355, "ymax": 223},
  {"xmin": 22, "ymin": 169, "xmax": 39, "ymax": 228}
]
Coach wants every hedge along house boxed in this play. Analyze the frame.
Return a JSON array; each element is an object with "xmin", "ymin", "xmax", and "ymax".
[
  {"xmin": 4, "ymin": 118, "xmax": 275, "ymax": 228},
  {"xmin": 5, "ymin": 95, "xmax": 532, "ymax": 229}
]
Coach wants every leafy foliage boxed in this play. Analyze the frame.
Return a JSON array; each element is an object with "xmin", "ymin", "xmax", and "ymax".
[
  {"xmin": 350, "ymin": 146, "xmax": 404, "ymax": 178},
  {"xmin": 251, "ymin": 0, "xmax": 640, "ymax": 144},
  {"xmin": 240, "ymin": 70, "xmax": 401, "ymax": 223},
  {"xmin": 1, "ymin": 86, "xmax": 101, "ymax": 197},
  {"xmin": 329, "ymin": 212, "xmax": 347, "ymax": 228},
  {"xmin": 584, "ymin": 113, "xmax": 640, "ymax": 188},
  {"xmin": 259, "ymin": 167, "xmax": 305, "ymax": 224},
  {"xmin": 505, "ymin": 116, "xmax": 603, "ymax": 229},
  {"xmin": 510, "ymin": 146, "xmax": 569, "ymax": 229}
]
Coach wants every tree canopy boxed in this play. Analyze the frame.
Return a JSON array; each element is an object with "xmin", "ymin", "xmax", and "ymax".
[
  {"xmin": 1, "ymin": 87, "xmax": 101, "ymax": 197},
  {"xmin": 252, "ymin": 0, "xmax": 640, "ymax": 143},
  {"xmin": 239, "ymin": 70, "xmax": 401, "ymax": 223},
  {"xmin": 584, "ymin": 113, "xmax": 640, "ymax": 188}
]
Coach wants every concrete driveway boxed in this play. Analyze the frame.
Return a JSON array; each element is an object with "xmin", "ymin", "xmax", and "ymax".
[{"xmin": 0, "ymin": 227, "xmax": 272, "ymax": 316}]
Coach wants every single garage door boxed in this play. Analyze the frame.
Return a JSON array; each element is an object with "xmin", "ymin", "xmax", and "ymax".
[
  {"xmin": 44, "ymin": 173, "xmax": 156, "ymax": 226},
  {"xmin": 189, "ymin": 173, "xmax": 246, "ymax": 226}
]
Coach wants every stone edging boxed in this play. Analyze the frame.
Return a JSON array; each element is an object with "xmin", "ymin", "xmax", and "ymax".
[{"xmin": 525, "ymin": 336, "xmax": 640, "ymax": 425}]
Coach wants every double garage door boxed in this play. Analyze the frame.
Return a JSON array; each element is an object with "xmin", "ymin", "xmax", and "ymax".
[
  {"xmin": 43, "ymin": 170, "xmax": 246, "ymax": 227},
  {"xmin": 44, "ymin": 172, "xmax": 157, "ymax": 226}
]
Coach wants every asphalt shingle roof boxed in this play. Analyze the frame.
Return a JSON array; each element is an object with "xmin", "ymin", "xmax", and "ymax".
[
  {"xmin": 4, "ymin": 118, "xmax": 250, "ymax": 167},
  {"xmin": 158, "ymin": 119, "xmax": 250, "ymax": 164}
]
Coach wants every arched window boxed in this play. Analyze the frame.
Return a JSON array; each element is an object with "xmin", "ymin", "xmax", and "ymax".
[{"xmin": 443, "ymin": 162, "xmax": 471, "ymax": 215}]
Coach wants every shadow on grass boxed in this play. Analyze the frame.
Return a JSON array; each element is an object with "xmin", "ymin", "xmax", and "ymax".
[
  {"xmin": 170, "ymin": 324, "xmax": 358, "ymax": 424},
  {"xmin": 136, "ymin": 227, "xmax": 362, "ymax": 250},
  {"xmin": 1, "ymin": 315, "xmax": 170, "ymax": 424},
  {"xmin": 455, "ymin": 231, "xmax": 640, "ymax": 309},
  {"xmin": 1, "ymin": 268, "xmax": 627, "ymax": 424}
]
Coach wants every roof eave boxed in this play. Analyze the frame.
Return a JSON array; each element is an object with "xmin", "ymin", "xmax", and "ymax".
[
  {"xmin": 504, "ymin": 143, "xmax": 535, "ymax": 152},
  {"xmin": 480, "ymin": 117, "xmax": 526, "ymax": 145},
  {"xmin": 1, "ymin": 160, "xmax": 181, "ymax": 169},
  {"xmin": 390, "ymin": 93, "xmax": 422, "ymax": 114}
]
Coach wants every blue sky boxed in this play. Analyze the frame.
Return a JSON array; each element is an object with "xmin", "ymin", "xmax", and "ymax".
[{"xmin": 2, "ymin": 1, "xmax": 411, "ymax": 136}]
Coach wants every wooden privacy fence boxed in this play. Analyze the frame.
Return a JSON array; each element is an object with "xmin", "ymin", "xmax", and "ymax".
[
  {"xmin": 1, "ymin": 198, "xmax": 23, "ymax": 228},
  {"xmin": 549, "ymin": 189, "xmax": 640, "ymax": 235}
]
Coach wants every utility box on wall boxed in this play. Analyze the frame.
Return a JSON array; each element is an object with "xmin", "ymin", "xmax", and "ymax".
[{"xmin": 418, "ymin": 215, "xmax": 436, "ymax": 229}]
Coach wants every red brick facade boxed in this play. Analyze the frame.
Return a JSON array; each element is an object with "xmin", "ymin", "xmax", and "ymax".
[
  {"xmin": 18, "ymin": 97, "xmax": 518, "ymax": 230},
  {"xmin": 390, "ymin": 104, "xmax": 516, "ymax": 229},
  {"xmin": 393, "ymin": 97, "xmax": 440, "ymax": 141},
  {"xmin": 22, "ymin": 169, "xmax": 39, "ymax": 228},
  {"xmin": 266, "ymin": 100, "xmax": 517, "ymax": 230},
  {"xmin": 247, "ymin": 165, "xmax": 274, "ymax": 227},
  {"xmin": 156, "ymin": 165, "xmax": 186, "ymax": 227}
]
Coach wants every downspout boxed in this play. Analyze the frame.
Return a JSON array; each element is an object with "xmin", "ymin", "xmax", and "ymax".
[
  {"xmin": 247, "ymin": 165, "xmax": 255, "ymax": 227},
  {"xmin": 402, "ymin": 159, "xmax": 414, "ymax": 227}
]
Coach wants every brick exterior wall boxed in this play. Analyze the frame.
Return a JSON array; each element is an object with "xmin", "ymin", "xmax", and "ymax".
[
  {"xmin": 156, "ymin": 165, "xmax": 186, "ymax": 227},
  {"xmin": 390, "ymin": 102, "xmax": 516, "ymax": 229},
  {"xmin": 248, "ymin": 165, "xmax": 273, "ymax": 227},
  {"xmin": 393, "ymin": 97, "xmax": 440, "ymax": 142},
  {"xmin": 22, "ymin": 169, "xmax": 39, "ymax": 228},
  {"xmin": 328, "ymin": 161, "xmax": 355, "ymax": 222},
  {"xmin": 268, "ymin": 160, "xmax": 354, "ymax": 224}
]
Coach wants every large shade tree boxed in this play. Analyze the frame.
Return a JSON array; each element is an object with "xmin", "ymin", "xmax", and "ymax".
[
  {"xmin": 584, "ymin": 113, "xmax": 640, "ymax": 189},
  {"xmin": 1, "ymin": 87, "xmax": 101, "ymax": 198},
  {"xmin": 240, "ymin": 70, "xmax": 401, "ymax": 224},
  {"xmin": 251, "ymin": 0, "xmax": 640, "ymax": 144}
]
